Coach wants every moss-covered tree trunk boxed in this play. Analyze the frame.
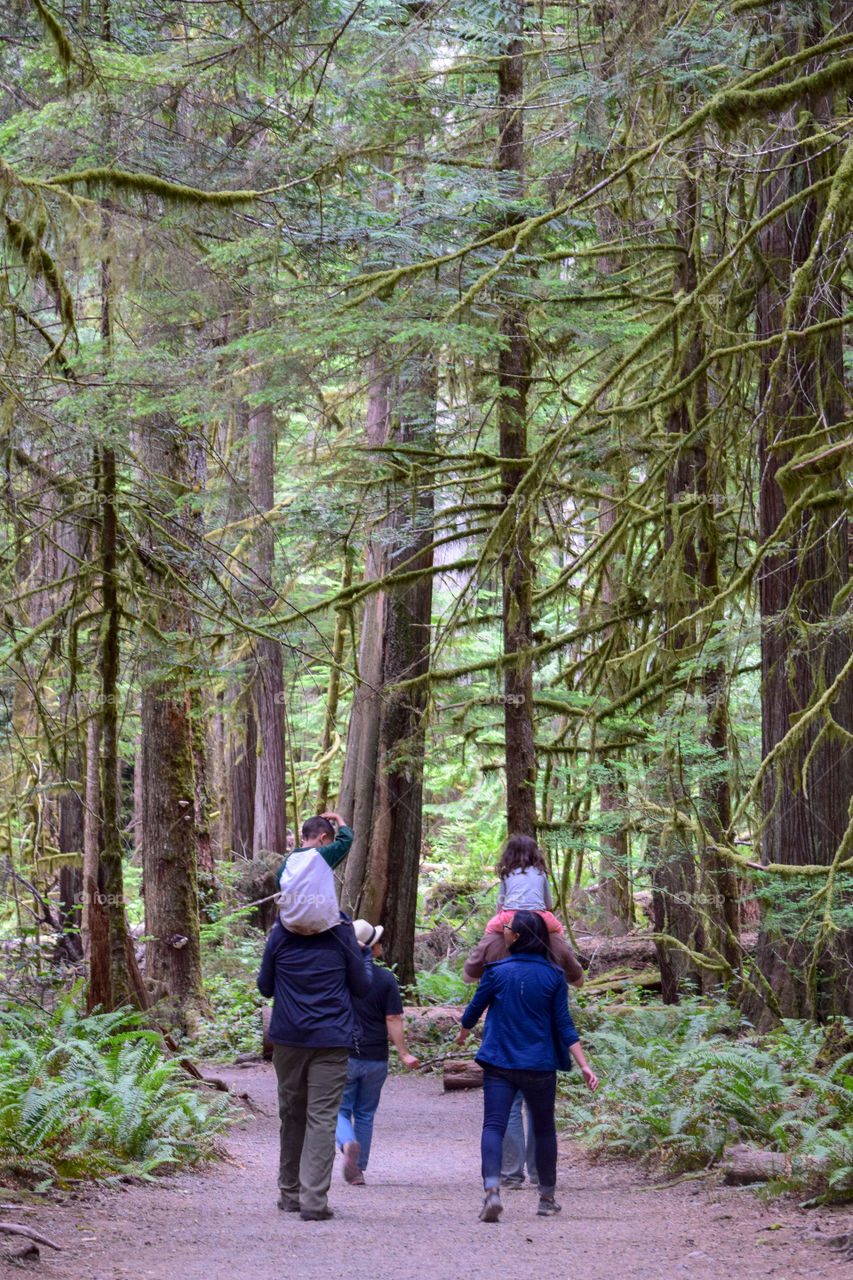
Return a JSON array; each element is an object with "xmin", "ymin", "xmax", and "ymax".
[
  {"xmin": 340, "ymin": 359, "xmax": 390, "ymax": 909},
  {"xmin": 248, "ymin": 398, "xmax": 288, "ymax": 857},
  {"xmin": 747, "ymin": 25, "xmax": 853, "ymax": 1024},
  {"xmin": 498, "ymin": 0, "xmax": 536, "ymax": 839},
  {"xmin": 139, "ymin": 421, "xmax": 203, "ymax": 1015},
  {"xmin": 316, "ymin": 547, "xmax": 353, "ymax": 812},
  {"xmin": 653, "ymin": 155, "xmax": 708, "ymax": 1001},
  {"xmin": 359, "ymin": 356, "xmax": 436, "ymax": 985},
  {"xmin": 597, "ymin": 487, "xmax": 633, "ymax": 934},
  {"xmin": 94, "ymin": 442, "xmax": 136, "ymax": 1009},
  {"xmin": 218, "ymin": 408, "xmax": 256, "ymax": 860},
  {"xmin": 229, "ymin": 688, "xmax": 256, "ymax": 859}
]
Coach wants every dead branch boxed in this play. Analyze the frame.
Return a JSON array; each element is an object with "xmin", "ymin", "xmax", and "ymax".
[{"xmin": 0, "ymin": 1223, "xmax": 62, "ymax": 1249}]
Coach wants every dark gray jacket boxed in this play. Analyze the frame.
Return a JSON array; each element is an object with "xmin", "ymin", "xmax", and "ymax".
[{"xmin": 257, "ymin": 919, "xmax": 371, "ymax": 1048}]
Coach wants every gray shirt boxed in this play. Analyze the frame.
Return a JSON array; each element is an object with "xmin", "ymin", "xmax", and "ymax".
[{"xmin": 497, "ymin": 867, "xmax": 553, "ymax": 913}]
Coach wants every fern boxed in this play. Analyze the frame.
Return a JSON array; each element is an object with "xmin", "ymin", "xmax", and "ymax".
[
  {"xmin": 0, "ymin": 996, "xmax": 233, "ymax": 1183},
  {"xmin": 559, "ymin": 1003, "xmax": 853, "ymax": 1196}
]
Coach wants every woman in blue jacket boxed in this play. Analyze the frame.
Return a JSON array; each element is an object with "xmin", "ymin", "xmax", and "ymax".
[{"xmin": 456, "ymin": 909, "xmax": 598, "ymax": 1223}]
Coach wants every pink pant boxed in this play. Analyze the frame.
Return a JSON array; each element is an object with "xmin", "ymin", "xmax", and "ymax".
[{"xmin": 485, "ymin": 908, "xmax": 563, "ymax": 936}]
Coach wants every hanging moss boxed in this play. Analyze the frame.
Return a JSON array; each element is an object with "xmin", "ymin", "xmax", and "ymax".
[
  {"xmin": 3, "ymin": 213, "xmax": 75, "ymax": 333},
  {"xmin": 30, "ymin": 0, "xmax": 76, "ymax": 71}
]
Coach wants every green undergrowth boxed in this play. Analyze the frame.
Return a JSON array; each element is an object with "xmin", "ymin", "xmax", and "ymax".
[
  {"xmin": 189, "ymin": 931, "xmax": 268, "ymax": 1060},
  {"xmin": 0, "ymin": 997, "xmax": 233, "ymax": 1186},
  {"xmin": 559, "ymin": 1001, "xmax": 853, "ymax": 1202},
  {"xmin": 409, "ymin": 958, "xmax": 469, "ymax": 1006}
]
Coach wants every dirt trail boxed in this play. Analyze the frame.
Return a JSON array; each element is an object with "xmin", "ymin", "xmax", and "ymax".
[{"xmin": 13, "ymin": 1064, "xmax": 853, "ymax": 1280}]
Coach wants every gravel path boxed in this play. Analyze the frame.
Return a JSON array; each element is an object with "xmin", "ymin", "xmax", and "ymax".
[{"xmin": 18, "ymin": 1064, "xmax": 853, "ymax": 1280}]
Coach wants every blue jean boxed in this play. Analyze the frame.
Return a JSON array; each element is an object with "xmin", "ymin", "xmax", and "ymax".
[
  {"xmin": 481, "ymin": 1065, "xmax": 557, "ymax": 1195},
  {"xmin": 334, "ymin": 1056, "xmax": 389, "ymax": 1171},
  {"xmin": 501, "ymin": 1090, "xmax": 538, "ymax": 1183}
]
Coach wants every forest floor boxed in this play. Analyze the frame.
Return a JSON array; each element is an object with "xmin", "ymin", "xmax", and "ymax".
[{"xmin": 7, "ymin": 1061, "xmax": 853, "ymax": 1280}]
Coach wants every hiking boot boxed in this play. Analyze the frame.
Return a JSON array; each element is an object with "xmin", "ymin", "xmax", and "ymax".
[
  {"xmin": 277, "ymin": 1196, "xmax": 300, "ymax": 1213},
  {"xmin": 342, "ymin": 1140, "xmax": 362, "ymax": 1183},
  {"xmin": 349, "ymin": 1172, "xmax": 366, "ymax": 1186},
  {"xmin": 299, "ymin": 1206, "xmax": 334, "ymax": 1221},
  {"xmin": 500, "ymin": 1176, "xmax": 524, "ymax": 1189},
  {"xmin": 478, "ymin": 1189, "xmax": 503, "ymax": 1223},
  {"xmin": 536, "ymin": 1196, "xmax": 562, "ymax": 1216}
]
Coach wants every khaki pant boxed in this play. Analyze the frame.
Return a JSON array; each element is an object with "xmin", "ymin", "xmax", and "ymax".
[{"xmin": 272, "ymin": 1044, "xmax": 350, "ymax": 1214}]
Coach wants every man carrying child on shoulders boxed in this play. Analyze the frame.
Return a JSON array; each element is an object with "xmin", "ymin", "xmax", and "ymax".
[{"xmin": 258, "ymin": 810, "xmax": 366, "ymax": 1222}]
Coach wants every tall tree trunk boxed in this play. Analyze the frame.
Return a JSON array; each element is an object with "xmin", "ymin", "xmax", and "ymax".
[
  {"xmin": 57, "ymin": 755, "xmax": 84, "ymax": 961},
  {"xmin": 97, "ymin": 442, "xmax": 134, "ymax": 1009},
  {"xmin": 187, "ymin": 438, "xmax": 215, "ymax": 890},
  {"xmin": 139, "ymin": 420, "xmax": 204, "ymax": 1015},
  {"xmin": 229, "ymin": 690, "xmax": 257, "ymax": 858},
  {"xmin": 697, "ymin": 455, "xmax": 740, "ymax": 985},
  {"xmin": 248, "ymin": 399, "xmax": 288, "ymax": 856},
  {"xmin": 597, "ymin": 487, "xmax": 632, "ymax": 932},
  {"xmin": 747, "ymin": 46, "xmax": 853, "ymax": 1023},
  {"xmin": 652, "ymin": 137, "xmax": 740, "ymax": 998},
  {"xmin": 82, "ymin": 713, "xmax": 101, "ymax": 961},
  {"xmin": 653, "ymin": 157, "xmax": 707, "ymax": 1001},
  {"xmin": 341, "ymin": 362, "xmax": 391, "ymax": 909},
  {"xmin": 498, "ymin": 0, "xmax": 536, "ymax": 838},
  {"xmin": 316, "ymin": 547, "xmax": 353, "ymax": 812},
  {"xmin": 358, "ymin": 356, "xmax": 436, "ymax": 984}
]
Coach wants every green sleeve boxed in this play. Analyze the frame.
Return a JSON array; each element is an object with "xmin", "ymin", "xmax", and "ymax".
[
  {"xmin": 319, "ymin": 825, "xmax": 354, "ymax": 870},
  {"xmin": 275, "ymin": 826, "xmax": 354, "ymax": 882}
]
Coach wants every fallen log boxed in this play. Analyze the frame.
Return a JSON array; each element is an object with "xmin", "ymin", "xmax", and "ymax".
[
  {"xmin": 575, "ymin": 935, "xmax": 658, "ymax": 975},
  {"xmin": 719, "ymin": 1145, "xmax": 828, "ymax": 1185},
  {"xmin": 443, "ymin": 1058, "xmax": 483, "ymax": 1091},
  {"xmin": 582, "ymin": 967, "xmax": 661, "ymax": 994}
]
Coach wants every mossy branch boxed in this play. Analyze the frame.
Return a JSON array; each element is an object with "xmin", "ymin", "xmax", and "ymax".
[
  {"xmin": 43, "ymin": 168, "xmax": 262, "ymax": 206},
  {"xmin": 712, "ymin": 59, "xmax": 853, "ymax": 133}
]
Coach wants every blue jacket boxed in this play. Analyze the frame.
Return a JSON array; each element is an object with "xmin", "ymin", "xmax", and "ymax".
[
  {"xmin": 461, "ymin": 953, "xmax": 579, "ymax": 1072},
  {"xmin": 257, "ymin": 919, "xmax": 371, "ymax": 1048}
]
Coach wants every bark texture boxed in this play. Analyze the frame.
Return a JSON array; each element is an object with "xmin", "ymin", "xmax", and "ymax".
[
  {"xmin": 359, "ymin": 356, "xmax": 436, "ymax": 985},
  {"xmin": 498, "ymin": 0, "xmax": 536, "ymax": 839},
  {"xmin": 248, "ymin": 399, "xmax": 288, "ymax": 857},
  {"xmin": 139, "ymin": 421, "xmax": 204, "ymax": 1013},
  {"xmin": 748, "ymin": 38, "xmax": 853, "ymax": 1024}
]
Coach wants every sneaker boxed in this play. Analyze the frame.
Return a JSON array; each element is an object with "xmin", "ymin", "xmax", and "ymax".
[
  {"xmin": 349, "ymin": 1172, "xmax": 366, "ymax": 1186},
  {"xmin": 342, "ymin": 1140, "xmax": 362, "ymax": 1183},
  {"xmin": 299, "ymin": 1206, "xmax": 334, "ymax": 1221},
  {"xmin": 536, "ymin": 1196, "xmax": 562, "ymax": 1216},
  {"xmin": 500, "ymin": 1176, "xmax": 524, "ymax": 1189},
  {"xmin": 478, "ymin": 1189, "xmax": 503, "ymax": 1223},
  {"xmin": 277, "ymin": 1197, "xmax": 300, "ymax": 1213}
]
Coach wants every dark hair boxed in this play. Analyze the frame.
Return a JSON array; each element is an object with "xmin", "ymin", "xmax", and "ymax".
[
  {"xmin": 506, "ymin": 910, "xmax": 550, "ymax": 958},
  {"xmin": 301, "ymin": 815, "xmax": 335, "ymax": 842},
  {"xmin": 497, "ymin": 834, "xmax": 546, "ymax": 878}
]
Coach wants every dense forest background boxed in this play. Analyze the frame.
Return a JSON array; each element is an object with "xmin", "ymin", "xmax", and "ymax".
[{"xmin": 3, "ymin": 0, "xmax": 853, "ymax": 1046}]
